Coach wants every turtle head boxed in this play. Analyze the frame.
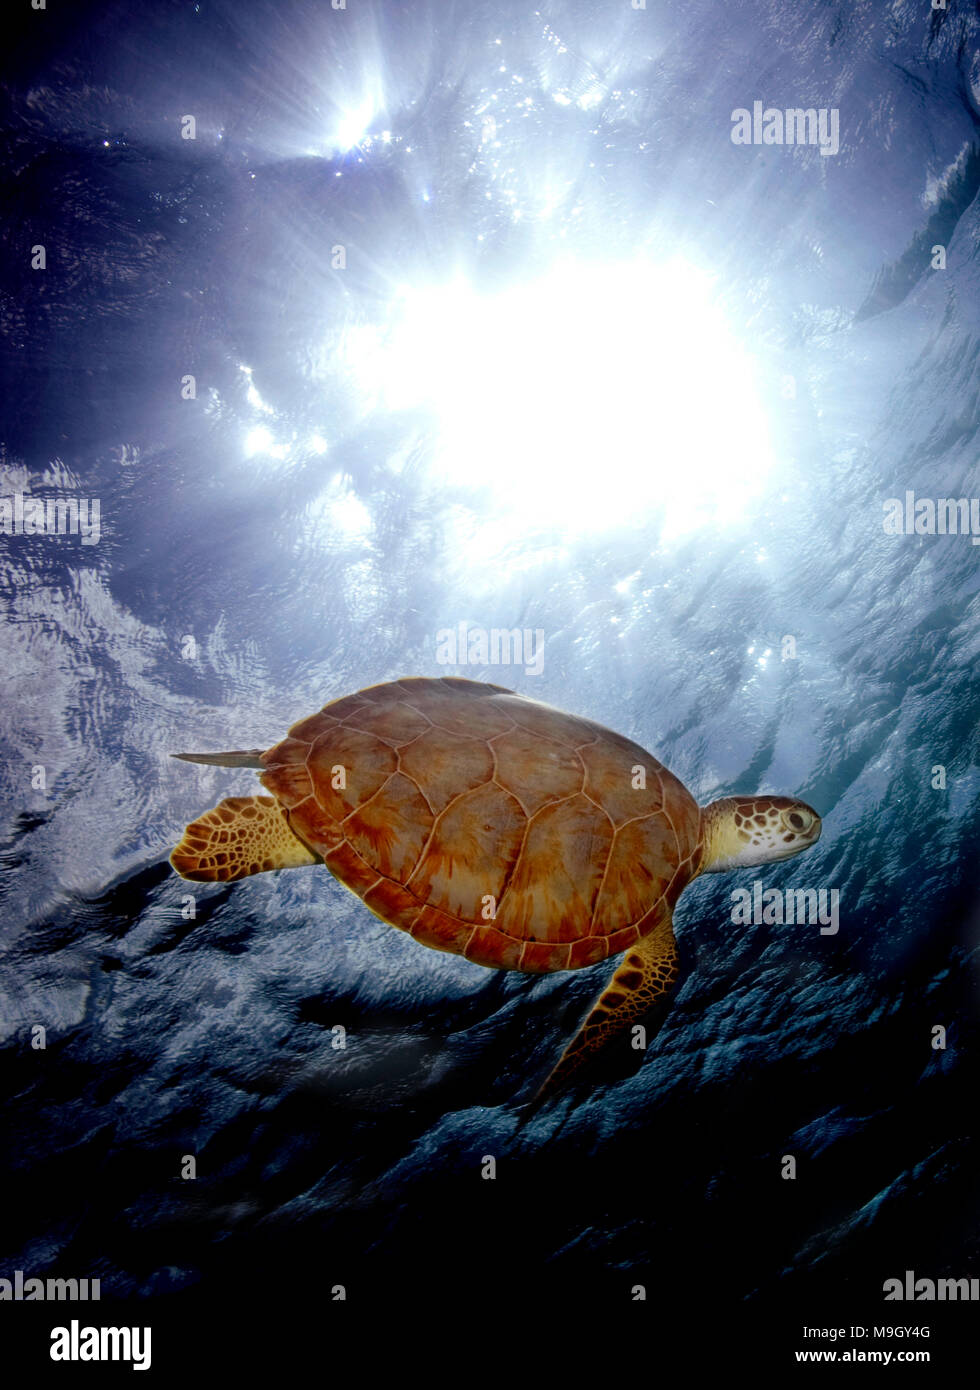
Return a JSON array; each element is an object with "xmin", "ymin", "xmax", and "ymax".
[{"xmin": 699, "ymin": 795, "xmax": 821, "ymax": 873}]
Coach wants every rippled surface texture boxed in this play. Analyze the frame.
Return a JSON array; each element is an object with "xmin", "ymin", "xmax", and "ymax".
[{"xmin": 1, "ymin": 0, "xmax": 978, "ymax": 1362}]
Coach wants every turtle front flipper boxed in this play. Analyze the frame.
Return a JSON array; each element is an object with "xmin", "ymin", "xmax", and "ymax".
[
  {"xmin": 532, "ymin": 908, "xmax": 680, "ymax": 1107},
  {"xmin": 170, "ymin": 796, "xmax": 318, "ymax": 882}
]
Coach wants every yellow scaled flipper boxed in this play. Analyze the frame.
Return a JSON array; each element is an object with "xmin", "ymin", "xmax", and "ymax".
[
  {"xmin": 531, "ymin": 904, "xmax": 680, "ymax": 1105},
  {"xmin": 170, "ymin": 795, "xmax": 318, "ymax": 882}
]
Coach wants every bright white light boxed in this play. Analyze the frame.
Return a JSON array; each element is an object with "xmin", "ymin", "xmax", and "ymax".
[
  {"xmin": 336, "ymin": 101, "xmax": 373, "ymax": 151},
  {"xmin": 309, "ymin": 433, "xmax": 328, "ymax": 455},
  {"xmin": 245, "ymin": 381, "xmax": 271, "ymax": 413},
  {"xmin": 245, "ymin": 425, "xmax": 273, "ymax": 457},
  {"xmin": 239, "ymin": 363, "xmax": 272, "ymax": 414},
  {"xmin": 332, "ymin": 491, "xmax": 372, "ymax": 539},
  {"xmin": 244, "ymin": 425, "xmax": 287, "ymax": 460},
  {"xmin": 346, "ymin": 259, "xmax": 777, "ymax": 541},
  {"xmin": 307, "ymin": 480, "xmax": 372, "ymax": 541}
]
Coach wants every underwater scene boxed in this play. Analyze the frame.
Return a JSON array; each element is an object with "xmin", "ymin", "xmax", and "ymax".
[{"xmin": 1, "ymin": 0, "xmax": 978, "ymax": 1373}]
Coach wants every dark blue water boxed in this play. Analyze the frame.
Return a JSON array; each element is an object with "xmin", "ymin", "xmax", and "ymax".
[{"xmin": 2, "ymin": 0, "xmax": 978, "ymax": 1371}]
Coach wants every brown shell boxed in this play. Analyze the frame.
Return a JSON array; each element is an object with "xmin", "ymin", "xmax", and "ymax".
[{"xmin": 259, "ymin": 677, "xmax": 702, "ymax": 973}]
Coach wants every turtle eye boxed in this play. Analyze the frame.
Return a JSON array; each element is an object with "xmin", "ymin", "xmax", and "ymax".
[{"xmin": 782, "ymin": 807, "xmax": 812, "ymax": 833}]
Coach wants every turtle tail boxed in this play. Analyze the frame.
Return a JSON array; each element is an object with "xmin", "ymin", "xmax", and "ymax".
[{"xmin": 171, "ymin": 749, "xmax": 266, "ymax": 768}]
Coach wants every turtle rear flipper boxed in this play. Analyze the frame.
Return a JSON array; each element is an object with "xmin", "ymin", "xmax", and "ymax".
[
  {"xmin": 170, "ymin": 796, "xmax": 317, "ymax": 882},
  {"xmin": 530, "ymin": 905, "xmax": 680, "ymax": 1107}
]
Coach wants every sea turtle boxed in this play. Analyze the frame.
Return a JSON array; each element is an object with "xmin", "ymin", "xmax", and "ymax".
[{"xmin": 170, "ymin": 677, "xmax": 821, "ymax": 1100}]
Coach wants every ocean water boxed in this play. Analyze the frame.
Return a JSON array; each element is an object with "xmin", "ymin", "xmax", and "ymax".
[{"xmin": 2, "ymin": 0, "xmax": 978, "ymax": 1368}]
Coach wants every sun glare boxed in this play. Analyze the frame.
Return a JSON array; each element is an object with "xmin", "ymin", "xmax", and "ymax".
[
  {"xmin": 335, "ymin": 101, "xmax": 374, "ymax": 151},
  {"xmin": 348, "ymin": 260, "xmax": 777, "ymax": 541}
]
